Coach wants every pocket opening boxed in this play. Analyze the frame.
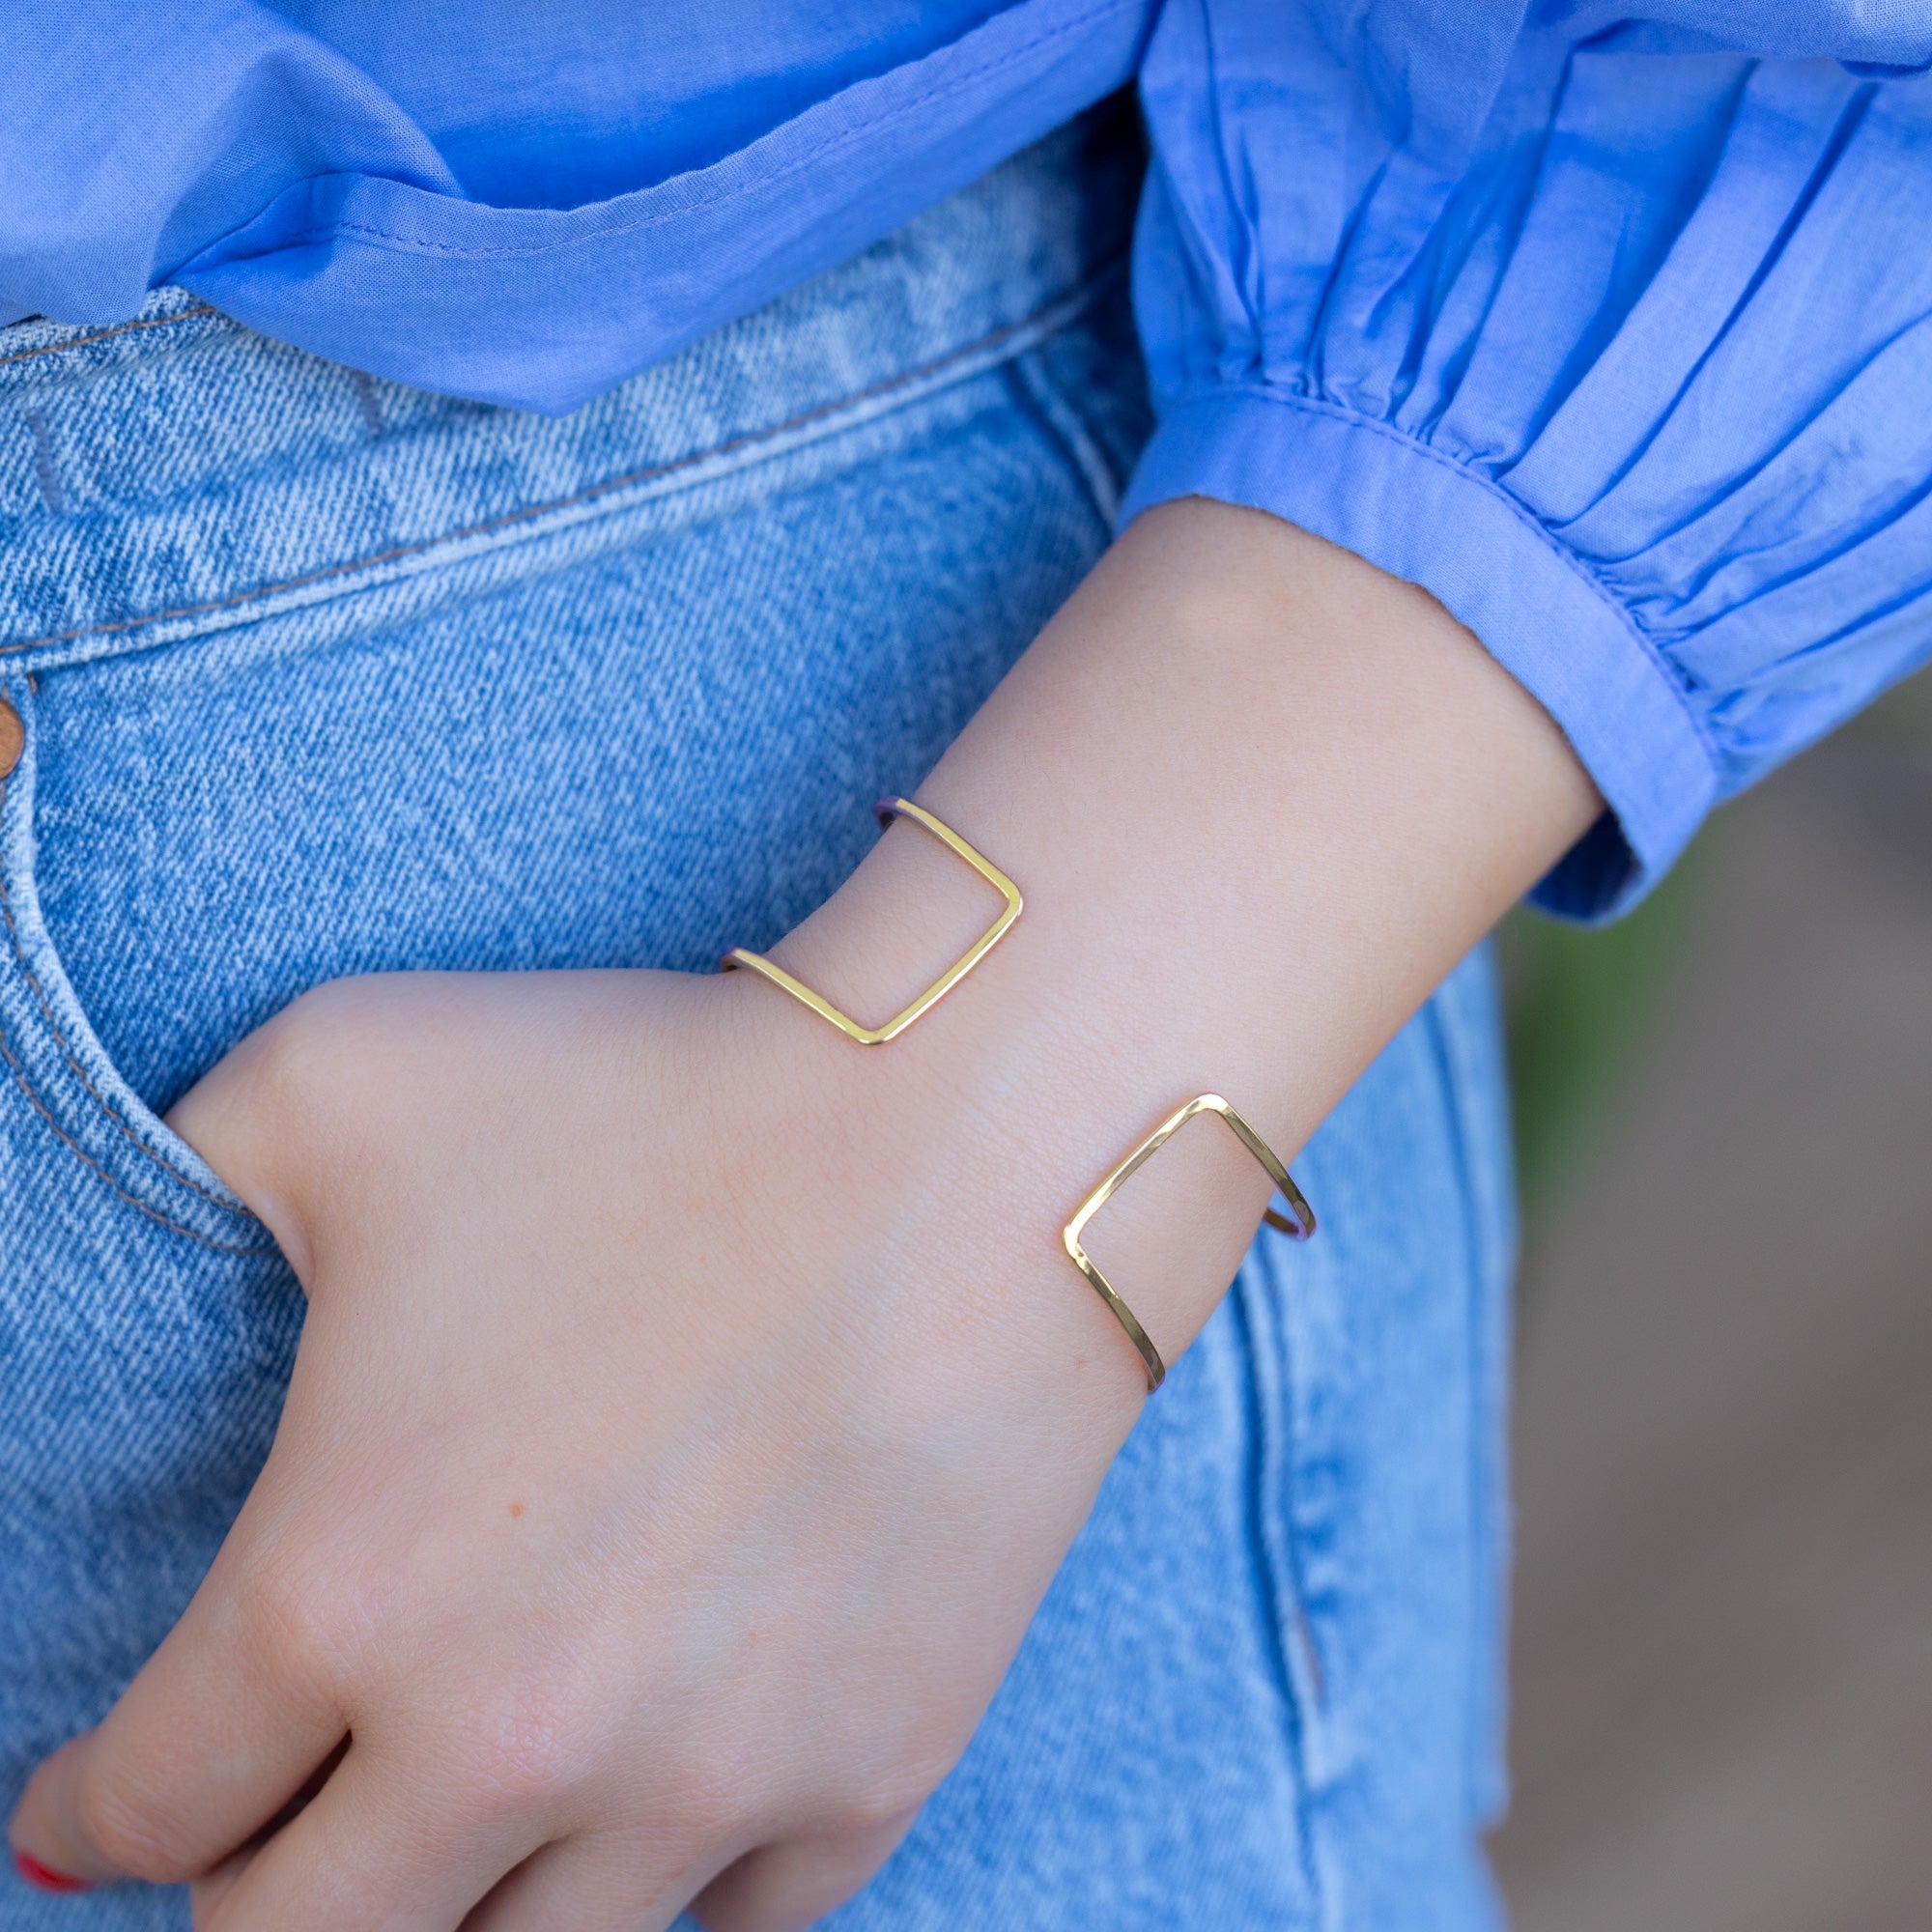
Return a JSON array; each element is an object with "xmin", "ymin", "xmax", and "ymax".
[{"xmin": 0, "ymin": 677, "xmax": 272, "ymax": 1254}]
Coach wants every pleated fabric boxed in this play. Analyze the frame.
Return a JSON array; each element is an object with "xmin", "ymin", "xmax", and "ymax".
[{"xmin": 1127, "ymin": 10, "xmax": 1932, "ymax": 916}]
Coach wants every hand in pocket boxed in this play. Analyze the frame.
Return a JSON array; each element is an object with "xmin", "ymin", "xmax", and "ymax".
[{"xmin": 9, "ymin": 966, "xmax": 1140, "ymax": 1931}]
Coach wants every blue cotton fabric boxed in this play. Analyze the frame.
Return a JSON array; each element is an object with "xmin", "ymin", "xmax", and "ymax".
[
  {"xmin": 1126, "ymin": 7, "xmax": 1932, "ymax": 915},
  {"xmin": 7, "ymin": 3, "xmax": 1932, "ymax": 914}
]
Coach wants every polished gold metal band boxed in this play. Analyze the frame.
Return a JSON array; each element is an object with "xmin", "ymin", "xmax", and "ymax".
[
  {"xmin": 720, "ymin": 796, "xmax": 1022, "ymax": 1045},
  {"xmin": 1063, "ymin": 1094, "xmax": 1316, "ymax": 1391}
]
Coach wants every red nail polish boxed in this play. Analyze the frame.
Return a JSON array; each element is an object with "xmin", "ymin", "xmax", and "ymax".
[{"xmin": 14, "ymin": 1851, "xmax": 89, "ymax": 1893}]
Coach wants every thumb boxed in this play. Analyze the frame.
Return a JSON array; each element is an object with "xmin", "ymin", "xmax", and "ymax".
[{"xmin": 164, "ymin": 1007, "xmax": 327, "ymax": 1284}]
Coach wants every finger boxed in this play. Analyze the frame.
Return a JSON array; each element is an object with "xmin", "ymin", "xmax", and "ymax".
[
  {"xmin": 9, "ymin": 1552, "xmax": 348, "ymax": 1887},
  {"xmin": 190, "ymin": 1739, "xmax": 344, "ymax": 1928},
  {"xmin": 201, "ymin": 1741, "xmax": 543, "ymax": 1932},
  {"xmin": 692, "ymin": 1815, "xmax": 916, "ymax": 1932},
  {"xmin": 191, "ymin": 1846, "xmax": 262, "ymax": 1928},
  {"xmin": 461, "ymin": 1830, "xmax": 742, "ymax": 1932}
]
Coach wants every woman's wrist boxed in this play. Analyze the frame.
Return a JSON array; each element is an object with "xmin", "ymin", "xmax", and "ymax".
[{"xmin": 735, "ymin": 498, "xmax": 1601, "ymax": 1388}]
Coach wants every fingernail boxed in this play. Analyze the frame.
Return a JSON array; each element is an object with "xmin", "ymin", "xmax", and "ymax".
[{"xmin": 14, "ymin": 1850, "xmax": 89, "ymax": 1893}]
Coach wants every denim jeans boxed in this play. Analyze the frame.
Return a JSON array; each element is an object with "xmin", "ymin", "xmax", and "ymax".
[{"xmin": 0, "ymin": 105, "xmax": 1513, "ymax": 1930}]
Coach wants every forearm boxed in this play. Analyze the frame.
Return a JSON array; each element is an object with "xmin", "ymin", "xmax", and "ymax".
[{"xmin": 762, "ymin": 497, "xmax": 1600, "ymax": 1400}]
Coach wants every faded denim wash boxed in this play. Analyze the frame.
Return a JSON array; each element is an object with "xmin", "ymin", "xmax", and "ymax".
[{"xmin": 1, "ymin": 110, "xmax": 1514, "ymax": 1930}]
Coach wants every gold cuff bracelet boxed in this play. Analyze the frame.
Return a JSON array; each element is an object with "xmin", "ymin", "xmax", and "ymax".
[
  {"xmin": 721, "ymin": 796, "xmax": 1022, "ymax": 1045},
  {"xmin": 1064, "ymin": 1094, "xmax": 1316, "ymax": 1391}
]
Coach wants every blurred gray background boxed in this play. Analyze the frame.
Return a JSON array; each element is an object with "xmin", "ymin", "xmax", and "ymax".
[{"xmin": 1489, "ymin": 665, "xmax": 1932, "ymax": 1929}]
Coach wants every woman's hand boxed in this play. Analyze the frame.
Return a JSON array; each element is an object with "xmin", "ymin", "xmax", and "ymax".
[
  {"xmin": 10, "ymin": 498, "xmax": 1600, "ymax": 1929},
  {"xmin": 8, "ymin": 964, "xmax": 1148, "ymax": 1930}
]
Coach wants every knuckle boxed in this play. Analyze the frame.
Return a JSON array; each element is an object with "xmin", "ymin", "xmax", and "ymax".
[
  {"xmin": 837, "ymin": 1786, "xmax": 927, "ymax": 1839},
  {"xmin": 828, "ymin": 1740, "xmax": 952, "ymax": 1838},
  {"xmin": 72, "ymin": 1765, "xmax": 196, "ymax": 1885},
  {"xmin": 451, "ymin": 1689, "xmax": 600, "ymax": 1825},
  {"xmin": 833, "ymin": 1772, "xmax": 933, "ymax": 1840},
  {"xmin": 235, "ymin": 1544, "xmax": 372, "ymax": 1690}
]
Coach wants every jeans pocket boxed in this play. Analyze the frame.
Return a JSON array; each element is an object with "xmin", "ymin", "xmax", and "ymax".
[
  {"xmin": 0, "ymin": 674, "xmax": 270, "ymax": 1259},
  {"xmin": 1, "ymin": 674, "xmax": 298, "ymax": 1807}
]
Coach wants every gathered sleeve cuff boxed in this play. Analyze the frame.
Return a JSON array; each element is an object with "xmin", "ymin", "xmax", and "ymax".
[
  {"xmin": 1121, "ymin": 387, "xmax": 1719, "ymax": 921},
  {"xmin": 1129, "ymin": 4, "xmax": 1932, "ymax": 923}
]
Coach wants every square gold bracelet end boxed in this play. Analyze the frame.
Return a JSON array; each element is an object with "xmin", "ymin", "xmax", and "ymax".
[
  {"xmin": 1063, "ymin": 1094, "xmax": 1316, "ymax": 1391},
  {"xmin": 721, "ymin": 796, "xmax": 1022, "ymax": 1045}
]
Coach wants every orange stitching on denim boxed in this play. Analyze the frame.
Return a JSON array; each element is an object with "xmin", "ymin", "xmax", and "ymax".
[
  {"xmin": 0, "ymin": 303, "xmax": 218, "ymax": 374},
  {"xmin": 0, "ymin": 267, "xmax": 1122, "ymax": 660},
  {"xmin": 0, "ymin": 774, "xmax": 256, "ymax": 1221},
  {"xmin": 0, "ymin": 1023, "xmax": 265, "ymax": 1255},
  {"xmin": 0, "ymin": 884, "xmax": 244, "ymax": 1213}
]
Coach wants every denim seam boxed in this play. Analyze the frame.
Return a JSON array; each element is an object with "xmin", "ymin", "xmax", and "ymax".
[
  {"xmin": 26, "ymin": 411, "xmax": 64, "ymax": 514},
  {"xmin": 1417, "ymin": 987, "xmax": 1503, "ymax": 1831},
  {"xmin": 0, "ymin": 263, "xmax": 1124, "ymax": 661},
  {"xmin": 0, "ymin": 774, "xmax": 264, "ymax": 1243},
  {"xmin": 1229, "ymin": 1277, "xmax": 1326, "ymax": 1919},
  {"xmin": 1165, "ymin": 381, "xmax": 1724, "ymax": 776},
  {"xmin": 213, "ymin": 0, "xmax": 1141, "ymax": 265},
  {"xmin": 0, "ymin": 867, "xmax": 246, "ymax": 1217},
  {"xmin": 0, "ymin": 302, "xmax": 217, "ymax": 374},
  {"xmin": 0, "ymin": 1025, "xmax": 264, "ymax": 1255},
  {"xmin": 1005, "ymin": 348, "xmax": 1123, "ymax": 530}
]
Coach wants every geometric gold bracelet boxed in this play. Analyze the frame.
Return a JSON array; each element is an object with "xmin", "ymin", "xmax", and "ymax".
[
  {"xmin": 720, "ymin": 796, "xmax": 1022, "ymax": 1045},
  {"xmin": 1063, "ymin": 1094, "xmax": 1317, "ymax": 1391}
]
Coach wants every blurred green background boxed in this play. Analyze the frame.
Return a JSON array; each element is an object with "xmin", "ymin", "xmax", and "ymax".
[
  {"xmin": 1502, "ymin": 665, "xmax": 1932, "ymax": 1220},
  {"xmin": 1501, "ymin": 832, "xmax": 1702, "ymax": 1216},
  {"xmin": 1491, "ymin": 659, "xmax": 1932, "ymax": 1932}
]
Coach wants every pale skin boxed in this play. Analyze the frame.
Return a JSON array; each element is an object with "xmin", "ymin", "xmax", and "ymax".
[{"xmin": 9, "ymin": 497, "xmax": 1600, "ymax": 1930}]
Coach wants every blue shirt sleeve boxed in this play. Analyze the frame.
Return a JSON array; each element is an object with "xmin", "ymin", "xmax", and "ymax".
[{"xmin": 1123, "ymin": 2, "xmax": 1932, "ymax": 917}]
